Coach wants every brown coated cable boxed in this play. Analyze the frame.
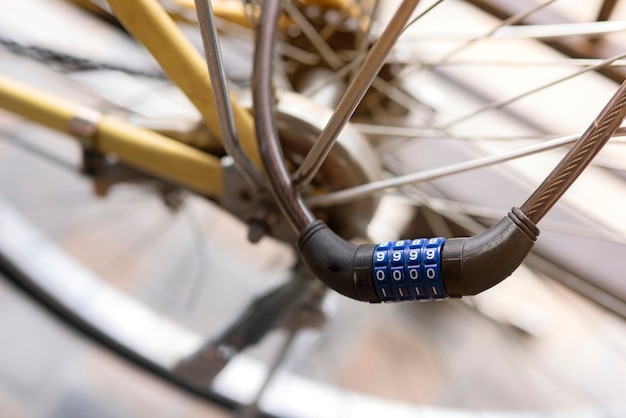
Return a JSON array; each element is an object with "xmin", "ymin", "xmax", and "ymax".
[
  {"xmin": 253, "ymin": 0, "xmax": 315, "ymax": 232},
  {"xmin": 520, "ymin": 79, "xmax": 626, "ymax": 224}
]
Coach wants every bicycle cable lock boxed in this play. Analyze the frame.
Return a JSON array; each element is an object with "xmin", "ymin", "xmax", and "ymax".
[
  {"xmin": 297, "ymin": 208, "xmax": 538, "ymax": 303},
  {"xmin": 298, "ymin": 77, "xmax": 626, "ymax": 303},
  {"xmin": 254, "ymin": 0, "xmax": 626, "ymax": 304}
]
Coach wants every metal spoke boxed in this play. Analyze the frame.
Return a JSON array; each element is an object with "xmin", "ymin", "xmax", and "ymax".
[
  {"xmin": 292, "ymin": 0, "xmax": 423, "ymax": 187},
  {"xmin": 307, "ymin": 129, "xmax": 626, "ymax": 207},
  {"xmin": 392, "ymin": 155, "xmax": 626, "ymax": 245},
  {"xmin": 403, "ymin": 0, "xmax": 445, "ymax": 33},
  {"xmin": 281, "ymin": 0, "xmax": 344, "ymax": 70},
  {"xmin": 439, "ymin": 50, "xmax": 626, "ymax": 130},
  {"xmin": 214, "ymin": 17, "xmax": 321, "ymax": 66},
  {"xmin": 436, "ymin": 0, "xmax": 557, "ymax": 64},
  {"xmin": 294, "ymin": 2, "xmax": 442, "ymax": 119},
  {"xmin": 301, "ymin": 58, "xmax": 360, "ymax": 98},
  {"xmin": 370, "ymin": 76, "xmax": 435, "ymax": 119},
  {"xmin": 354, "ymin": 123, "xmax": 566, "ymax": 140},
  {"xmin": 464, "ymin": 0, "xmax": 626, "ymax": 82},
  {"xmin": 354, "ymin": 122, "xmax": 443, "ymax": 137},
  {"xmin": 421, "ymin": 58, "xmax": 626, "ymax": 68},
  {"xmin": 316, "ymin": 0, "xmax": 361, "ymax": 41},
  {"xmin": 351, "ymin": 0, "xmax": 382, "ymax": 81},
  {"xmin": 399, "ymin": 192, "xmax": 626, "ymax": 245},
  {"xmin": 409, "ymin": 20, "xmax": 626, "ymax": 41},
  {"xmin": 195, "ymin": 0, "xmax": 265, "ymax": 190}
]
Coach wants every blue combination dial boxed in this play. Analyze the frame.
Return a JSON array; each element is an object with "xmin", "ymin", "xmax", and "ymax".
[{"xmin": 372, "ymin": 238, "xmax": 447, "ymax": 302}]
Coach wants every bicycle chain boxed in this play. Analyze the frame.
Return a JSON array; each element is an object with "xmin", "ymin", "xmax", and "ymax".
[{"xmin": 0, "ymin": 36, "xmax": 167, "ymax": 80}]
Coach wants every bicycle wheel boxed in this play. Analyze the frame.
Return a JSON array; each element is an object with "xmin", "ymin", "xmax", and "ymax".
[{"xmin": 1, "ymin": 0, "xmax": 626, "ymax": 417}]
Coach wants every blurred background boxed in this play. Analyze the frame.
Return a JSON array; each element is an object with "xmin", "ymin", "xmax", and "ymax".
[{"xmin": 1, "ymin": 0, "xmax": 626, "ymax": 417}]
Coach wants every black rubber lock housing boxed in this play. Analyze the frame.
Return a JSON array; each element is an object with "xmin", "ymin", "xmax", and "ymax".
[
  {"xmin": 298, "ymin": 208, "xmax": 539, "ymax": 303},
  {"xmin": 441, "ymin": 207, "xmax": 539, "ymax": 298},
  {"xmin": 298, "ymin": 221, "xmax": 379, "ymax": 302}
]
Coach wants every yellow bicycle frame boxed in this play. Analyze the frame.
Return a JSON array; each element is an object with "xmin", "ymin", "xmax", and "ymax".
[
  {"xmin": 0, "ymin": 73, "xmax": 224, "ymax": 196},
  {"xmin": 0, "ymin": 0, "xmax": 350, "ymax": 199},
  {"xmin": 0, "ymin": 0, "xmax": 256, "ymax": 199}
]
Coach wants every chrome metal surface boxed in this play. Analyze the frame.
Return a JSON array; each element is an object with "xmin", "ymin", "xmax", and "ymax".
[
  {"xmin": 292, "ymin": 0, "xmax": 422, "ymax": 188},
  {"xmin": 465, "ymin": 0, "xmax": 626, "ymax": 81},
  {"xmin": 306, "ymin": 131, "xmax": 608, "ymax": 208},
  {"xmin": 68, "ymin": 107, "xmax": 102, "ymax": 148},
  {"xmin": 194, "ymin": 0, "xmax": 264, "ymax": 190},
  {"xmin": 436, "ymin": 0, "xmax": 557, "ymax": 63},
  {"xmin": 229, "ymin": 90, "xmax": 382, "ymax": 240},
  {"xmin": 438, "ymin": 50, "xmax": 626, "ymax": 130}
]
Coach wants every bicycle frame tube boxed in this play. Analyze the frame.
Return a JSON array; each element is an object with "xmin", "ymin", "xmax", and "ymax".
[
  {"xmin": 0, "ymin": 0, "xmax": 363, "ymax": 197},
  {"xmin": 0, "ymin": 73, "xmax": 223, "ymax": 197},
  {"xmin": 105, "ymin": 0, "xmax": 261, "ymax": 168},
  {"xmin": 167, "ymin": 0, "xmax": 354, "ymax": 26}
]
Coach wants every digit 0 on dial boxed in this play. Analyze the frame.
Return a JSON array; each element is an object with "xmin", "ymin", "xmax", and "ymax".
[{"xmin": 372, "ymin": 238, "xmax": 446, "ymax": 302}]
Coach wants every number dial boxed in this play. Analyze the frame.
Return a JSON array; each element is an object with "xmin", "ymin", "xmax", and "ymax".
[{"xmin": 372, "ymin": 238, "xmax": 446, "ymax": 302}]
